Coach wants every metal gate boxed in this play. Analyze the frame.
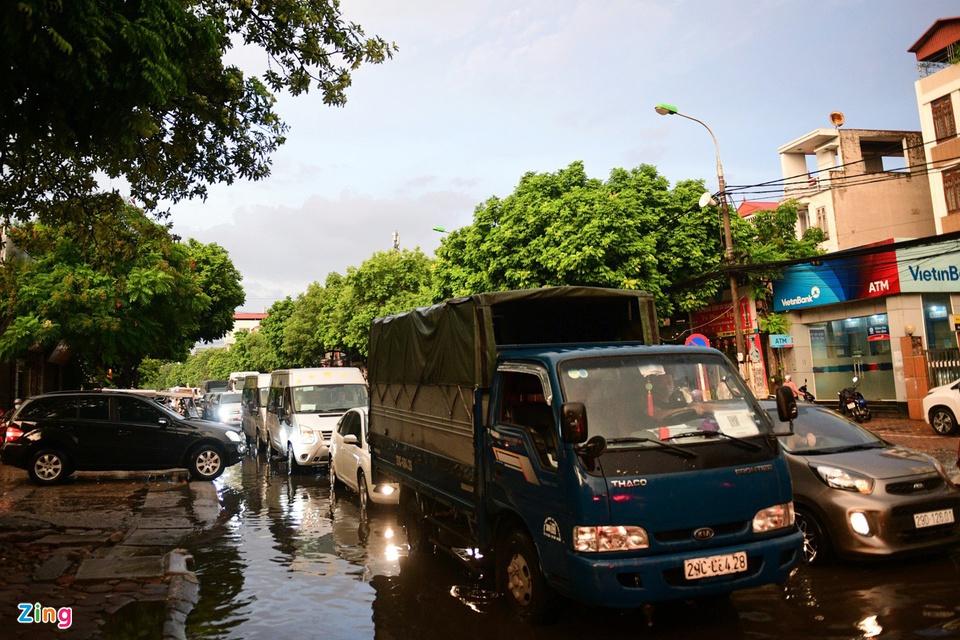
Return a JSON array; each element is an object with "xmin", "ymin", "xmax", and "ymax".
[{"xmin": 926, "ymin": 347, "xmax": 960, "ymax": 388}]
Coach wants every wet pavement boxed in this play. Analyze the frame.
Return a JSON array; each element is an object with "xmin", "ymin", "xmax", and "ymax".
[{"xmin": 1, "ymin": 423, "xmax": 959, "ymax": 639}]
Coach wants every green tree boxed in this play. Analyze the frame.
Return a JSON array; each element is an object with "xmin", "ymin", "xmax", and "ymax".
[
  {"xmin": 0, "ymin": 206, "xmax": 243, "ymax": 386},
  {"xmin": 230, "ymin": 329, "xmax": 280, "ymax": 373},
  {"xmin": 259, "ymin": 297, "xmax": 295, "ymax": 364},
  {"xmin": 433, "ymin": 162, "xmax": 713, "ymax": 317},
  {"xmin": 2, "ymin": 0, "xmax": 396, "ymax": 222},
  {"xmin": 186, "ymin": 239, "xmax": 246, "ymax": 342}
]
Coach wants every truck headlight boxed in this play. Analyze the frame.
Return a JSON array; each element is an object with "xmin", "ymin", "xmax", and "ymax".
[
  {"xmin": 300, "ymin": 429, "xmax": 317, "ymax": 444},
  {"xmin": 752, "ymin": 502, "xmax": 795, "ymax": 532},
  {"xmin": 811, "ymin": 464, "xmax": 874, "ymax": 493},
  {"xmin": 573, "ymin": 525, "xmax": 649, "ymax": 552}
]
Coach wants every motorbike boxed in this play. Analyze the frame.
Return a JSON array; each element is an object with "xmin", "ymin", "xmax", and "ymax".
[
  {"xmin": 798, "ymin": 379, "xmax": 815, "ymax": 402},
  {"xmin": 837, "ymin": 376, "xmax": 870, "ymax": 422}
]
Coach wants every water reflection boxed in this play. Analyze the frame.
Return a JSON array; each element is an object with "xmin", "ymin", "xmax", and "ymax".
[{"xmin": 185, "ymin": 457, "xmax": 960, "ymax": 639}]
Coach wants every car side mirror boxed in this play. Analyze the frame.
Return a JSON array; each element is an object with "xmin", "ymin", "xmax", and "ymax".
[
  {"xmin": 342, "ymin": 434, "xmax": 359, "ymax": 446},
  {"xmin": 561, "ymin": 402, "xmax": 588, "ymax": 444},
  {"xmin": 773, "ymin": 386, "xmax": 797, "ymax": 435}
]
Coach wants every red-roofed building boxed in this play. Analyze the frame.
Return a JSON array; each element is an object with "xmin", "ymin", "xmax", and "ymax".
[
  {"xmin": 736, "ymin": 201, "xmax": 779, "ymax": 219},
  {"xmin": 224, "ymin": 311, "xmax": 268, "ymax": 346}
]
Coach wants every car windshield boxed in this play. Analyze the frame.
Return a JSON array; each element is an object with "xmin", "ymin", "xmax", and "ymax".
[
  {"xmin": 559, "ymin": 353, "xmax": 771, "ymax": 449},
  {"xmin": 219, "ymin": 392, "xmax": 241, "ymax": 404},
  {"xmin": 291, "ymin": 384, "xmax": 368, "ymax": 414},
  {"xmin": 765, "ymin": 406, "xmax": 885, "ymax": 454}
]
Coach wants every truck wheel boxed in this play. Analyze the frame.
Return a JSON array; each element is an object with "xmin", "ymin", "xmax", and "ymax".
[
  {"xmin": 399, "ymin": 489, "xmax": 432, "ymax": 555},
  {"xmin": 28, "ymin": 449, "xmax": 70, "ymax": 485},
  {"xmin": 498, "ymin": 529, "xmax": 555, "ymax": 621}
]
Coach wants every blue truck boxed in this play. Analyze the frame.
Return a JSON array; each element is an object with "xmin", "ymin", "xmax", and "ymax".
[{"xmin": 368, "ymin": 286, "xmax": 802, "ymax": 618}]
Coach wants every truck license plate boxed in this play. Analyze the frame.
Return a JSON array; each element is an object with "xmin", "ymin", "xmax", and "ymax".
[
  {"xmin": 683, "ymin": 551, "xmax": 748, "ymax": 580},
  {"xmin": 913, "ymin": 508, "xmax": 955, "ymax": 529}
]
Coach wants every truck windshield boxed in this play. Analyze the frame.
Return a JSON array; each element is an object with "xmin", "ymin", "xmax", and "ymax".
[
  {"xmin": 559, "ymin": 353, "xmax": 771, "ymax": 450},
  {"xmin": 291, "ymin": 384, "xmax": 368, "ymax": 414}
]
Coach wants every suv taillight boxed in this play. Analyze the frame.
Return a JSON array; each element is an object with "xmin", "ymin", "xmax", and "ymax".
[{"xmin": 2, "ymin": 424, "xmax": 24, "ymax": 443}]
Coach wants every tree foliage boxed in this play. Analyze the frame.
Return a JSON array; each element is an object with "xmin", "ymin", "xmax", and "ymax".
[
  {"xmin": 2, "ymin": 0, "xmax": 396, "ymax": 221},
  {"xmin": 0, "ymin": 205, "xmax": 244, "ymax": 386},
  {"xmin": 433, "ymin": 162, "xmax": 826, "ymax": 319}
]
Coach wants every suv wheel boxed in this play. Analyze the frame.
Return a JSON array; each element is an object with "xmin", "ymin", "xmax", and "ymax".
[
  {"xmin": 29, "ymin": 449, "xmax": 69, "ymax": 485},
  {"xmin": 930, "ymin": 407, "xmax": 958, "ymax": 435},
  {"xmin": 189, "ymin": 444, "xmax": 225, "ymax": 481}
]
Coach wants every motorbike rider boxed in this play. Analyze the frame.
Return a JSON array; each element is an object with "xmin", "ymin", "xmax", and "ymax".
[{"xmin": 782, "ymin": 374, "xmax": 800, "ymax": 399}]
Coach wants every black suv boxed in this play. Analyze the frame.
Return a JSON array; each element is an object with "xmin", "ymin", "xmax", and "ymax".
[{"xmin": 0, "ymin": 391, "xmax": 245, "ymax": 484}]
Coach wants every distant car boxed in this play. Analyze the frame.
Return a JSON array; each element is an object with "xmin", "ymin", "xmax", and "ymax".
[
  {"xmin": 0, "ymin": 391, "xmax": 245, "ymax": 484},
  {"xmin": 762, "ymin": 401, "xmax": 960, "ymax": 564},
  {"xmin": 923, "ymin": 379, "xmax": 960, "ymax": 435},
  {"xmin": 330, "ymin": 407, "xmax": 398, "ymax": 509},
  {"xmin": 215, "ymin": 391, "xmax": 243, "ymax": 428}
]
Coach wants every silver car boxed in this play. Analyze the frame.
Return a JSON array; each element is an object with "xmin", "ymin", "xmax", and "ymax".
[{"xmin": 763, "ymin": 401, "xmax": 960, "ymax": 564}]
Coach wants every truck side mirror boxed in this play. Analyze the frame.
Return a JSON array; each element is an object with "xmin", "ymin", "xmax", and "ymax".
[
  {"xmin": 561, "ymin": 402, "xmax": 588, "ymax": 444},
  {"xmin": 775, "ymin": 386, "xmax": 798, "ymax": 423}
]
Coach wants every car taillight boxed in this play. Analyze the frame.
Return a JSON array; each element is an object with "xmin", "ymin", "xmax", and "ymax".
[{"xmin": 2, "ymin": 424, "xmax": 24, "ymax": 443}]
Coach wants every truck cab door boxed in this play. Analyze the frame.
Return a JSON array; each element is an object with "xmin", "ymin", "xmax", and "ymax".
[{"xmin": 489, "ymin": 364, "xmax": 569, "ymax": 578}]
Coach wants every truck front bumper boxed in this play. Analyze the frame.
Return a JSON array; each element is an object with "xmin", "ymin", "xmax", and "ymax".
[{"xmin": 561, "ymin": 530, "xmax": 802, "ymax": 608}]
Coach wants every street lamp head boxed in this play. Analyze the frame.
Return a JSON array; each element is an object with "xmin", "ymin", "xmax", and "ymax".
[
  {"xmin": 432, "ymin": 226, "xmax": 448, "ymax": 234},
  {"xmin": 654, "ymin": 103, "xmax": 679, "ymax": 116}
]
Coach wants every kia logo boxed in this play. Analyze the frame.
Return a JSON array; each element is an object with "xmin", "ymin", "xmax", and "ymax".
[{"xmin": 693, "ymin": 527, "xmax": 715, "ymax": 540}]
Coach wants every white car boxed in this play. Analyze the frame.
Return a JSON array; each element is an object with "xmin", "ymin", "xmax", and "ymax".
[
  {"xmin": 923, "ymin": 379, "xmax": 960, "ymax": 435},
  {"xmin": 330, "ymin": 407, "xmax": 399, "ymax": 509}
]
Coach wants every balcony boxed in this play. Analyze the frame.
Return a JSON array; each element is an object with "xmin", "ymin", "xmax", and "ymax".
[{"xmin": 930, "ymin": 136, "xmax": 960, "ymax": 169}]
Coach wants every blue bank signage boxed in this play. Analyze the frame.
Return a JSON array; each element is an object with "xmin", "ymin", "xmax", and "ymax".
[{"xmin": 770, "ymin": 334, "xmax": 793, "ymax": 348}]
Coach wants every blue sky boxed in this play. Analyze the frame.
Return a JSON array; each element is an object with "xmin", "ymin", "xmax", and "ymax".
[{"xmin": 168, "ymin": 0, "xmax": 958, "ymax": 310}]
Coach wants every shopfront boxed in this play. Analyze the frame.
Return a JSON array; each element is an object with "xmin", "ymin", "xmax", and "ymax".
[{"xmin": 772, "ymin": 237, "xmax": 960, "ymax": 403}]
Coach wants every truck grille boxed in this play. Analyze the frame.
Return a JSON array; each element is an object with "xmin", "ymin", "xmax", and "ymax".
[
  {"xmin": 886, "ymin": 476, "xmax": 943, "ymax": 495},
  {"xmin": 654, "ymin": 520, "xmax": 748, "ymax": 543}
]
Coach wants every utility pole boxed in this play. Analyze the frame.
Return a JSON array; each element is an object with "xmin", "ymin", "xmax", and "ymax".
[{"xmin": 655, "ymin": 103, "xmax": 747, "ymax": 369}]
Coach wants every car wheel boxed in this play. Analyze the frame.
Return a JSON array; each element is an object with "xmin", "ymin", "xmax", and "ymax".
[
  {"xmin": 499, "ymin": 529, "xmax": 555, "ymax": 621},
  {"xmin": 930, "ymin": 407, "xmax": 958, "ymax": 435},
  {"xmin": 358, "ymin": 471, "xmax": 370, "ymax": 512},
  {"xmin": 28, "ymin": 449, "xmax": 69, "ymax": 485},
  {"xmin": 795, "ymin": 509, "xmax": 829, "ymax": 565},
  {"xmin": 399, "ymin": 489, "xmax": 433, "ymax": 555},
  {"xmin": 286, "ymin": 443, "xmax": 297, "ymax": 475},
  {"xmin": 189, "ymin": 444, "xmax": 225, "ymax": 481}
]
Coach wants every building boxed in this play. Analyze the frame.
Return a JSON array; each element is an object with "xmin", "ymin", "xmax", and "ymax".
[
  {"xmin": 910, "ymin": 17, "xmax": 960, "ymax": 234},
  {"xmin": 778, "ymin": 128, "xmax": 935, "ymax": 252},
  {"xmin": 771, "ymin": 116, "xmax": 952, "ymax": 407},
  {"xmin": 222, "ymin": 312, "xmax": 268, "ymax": 347},
  {"xmin": 736, "ymin": 200, "xmax": 779, "ymax": 220}
]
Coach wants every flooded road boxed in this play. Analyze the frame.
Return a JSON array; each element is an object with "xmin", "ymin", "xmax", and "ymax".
[{"xmin": 185, "ymin": 457, "xmax": 960, "ymax": 640}]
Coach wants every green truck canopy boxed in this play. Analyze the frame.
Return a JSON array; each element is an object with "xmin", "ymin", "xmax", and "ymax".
[{"xmin": 368, "ymin": 286, "xmax": 656, "ymax": 389}]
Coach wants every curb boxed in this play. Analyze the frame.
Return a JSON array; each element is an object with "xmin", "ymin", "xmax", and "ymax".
[{"xmin": 162, "ymin": 549, "xmax": 200, "ymax": 640}]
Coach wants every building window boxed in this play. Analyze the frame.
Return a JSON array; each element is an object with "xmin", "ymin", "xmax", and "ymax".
[
  {"xmin": 798, "ymin": 206, "xmax": 810, "ymax": 235},
  {"xmin": 932, "ymin": 95, "xmax": 957, "ymax": 142},
  {"xmin": 945, "ymin": 166, "xmax": 960, "ymax": 215},
  {"xmin": 923, "ymin": 294, "xmax": 956, "ymax": 350},
  {"xmin": 815, "ymin": 206, "xmax": 830, "ymax": 239}
]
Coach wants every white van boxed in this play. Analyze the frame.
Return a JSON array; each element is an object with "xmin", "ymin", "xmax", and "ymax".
[
  {"xmin": 264, "ymin": 368, "xmax": 367, "ymax": 469},
  {"xmin": 228, "ymin": 371, "xmax": 259, "ymax": 391},
  {"xmin": 241, "ymin": 373, "xmax": 272, "ymax": 450}
]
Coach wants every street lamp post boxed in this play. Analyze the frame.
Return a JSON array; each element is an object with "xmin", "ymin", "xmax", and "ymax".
[{"xmin": 655, "ymin": 103, "xmax": 747, "ymax": 369}]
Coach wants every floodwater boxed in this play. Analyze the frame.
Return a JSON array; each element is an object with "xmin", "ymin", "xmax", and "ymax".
[{"xmin": 184, "ymin": 457, "xmax": 960, "ymax": 640}]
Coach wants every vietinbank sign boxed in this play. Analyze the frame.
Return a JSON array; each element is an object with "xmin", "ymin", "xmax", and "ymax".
[
  {"xmin": 773, "ymin": 242, "xmax": 900, "ymax": 311},
  {"xmin": 773, "ymin": 239, "xmax": 960, "ymax": 311},
  {"xmin": 897, "ymin": 241, "xmax": 960, "ymax": 292}
]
